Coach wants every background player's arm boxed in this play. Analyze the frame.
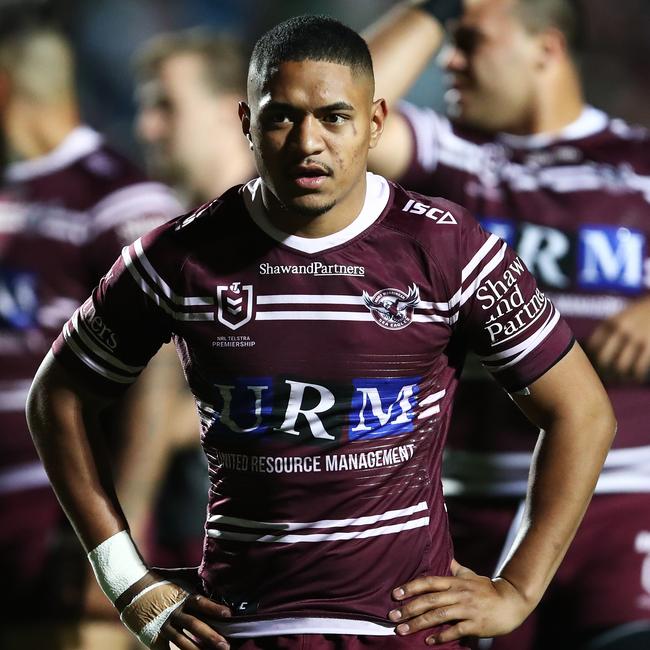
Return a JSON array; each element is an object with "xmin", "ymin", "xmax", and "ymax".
[
  {"xmin": 364, "ymin": 2, "xmax": 448, "ymax": 178},
  {"xmin": 115, "ymin": 342, "xmax": 200, "ymax": 547},
  {"xmin": 586, "ymin": 296, "xmax": 650, "ymax": 382},
  {"xmin": 26, "ymin": 352, "xmax": 230, "ymax": 649},
  {"xmin": 388, "ymin": 343, "xmax": 616, "ymax": 644}
]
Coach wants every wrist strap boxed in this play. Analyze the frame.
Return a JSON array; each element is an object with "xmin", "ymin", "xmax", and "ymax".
[
  {"xmin": 415, "ymin": 0, "xmax": 463, "ymax": 24},
  {"xmin": 87, "ymin": 530, "xmax": 148, "ymax": 604},
  {"xmin": 120, "ymin": 581, "xmax": 188, "ymax": 646}
]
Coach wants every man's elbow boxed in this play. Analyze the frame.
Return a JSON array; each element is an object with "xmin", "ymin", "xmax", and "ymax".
[
  {"xmin": 580, "ymin": 388, "xmax": 617, "ymax": 452},
  {"xmin": 25, "ymin": 351, "xmax": 58, "ymax": 438}
]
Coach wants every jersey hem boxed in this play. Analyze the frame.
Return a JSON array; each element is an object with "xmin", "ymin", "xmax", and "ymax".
[{"xmin": 208, "ymin": 616, "xmax": 396, "ymax": 638}]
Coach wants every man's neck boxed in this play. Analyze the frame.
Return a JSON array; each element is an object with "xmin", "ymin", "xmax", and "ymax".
[
  {"xmin": 261, "ymin": 173, "xmax": 368, "ymax": 239},
  {"xmin": 6, "ymin": 99, "xmax": 80, "ymax": 160},
  {"xmin": 195, "ymin": 152, "xmax": 254, "ymax": 204},
  {"xmin": 527, "ymin": 62, "xmax": 585, "ymax": 136}
]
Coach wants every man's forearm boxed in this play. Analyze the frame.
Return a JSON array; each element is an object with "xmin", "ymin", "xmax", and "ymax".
[
  {"xmin": 499, "ymin": 358, "xmax": 616, "ymax": 607},
  {"xmin": 364, "ymin": 2, "xmax": 445, "ymax": 107}
]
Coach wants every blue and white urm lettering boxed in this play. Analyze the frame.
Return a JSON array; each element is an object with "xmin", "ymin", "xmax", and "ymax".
[{"xmin": 209, "ymin": 376, "xmax": 421, "ymax": 442}]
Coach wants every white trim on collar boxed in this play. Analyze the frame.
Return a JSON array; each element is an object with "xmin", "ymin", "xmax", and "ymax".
[
  {"xmin": 497, "ymin": 106, "xmax": 609, "ymax": 149},
  {"xmin": 243, "ymin": 172, "xmax": 390, "ymax": 254},
  {"xmin": 5, "ymin": 125, "xmax": 104, "ymax": 182}
]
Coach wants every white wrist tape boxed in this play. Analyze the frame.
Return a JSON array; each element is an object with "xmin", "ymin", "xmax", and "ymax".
[
  {"xmin": 87, "ymin": 530, "xmax": 148, "ymax": 603},
  {"xmin": 137, "ymin": 600, "xmax": 187, "ymax": 646},
  {"xmin": 120, "ymin": 579, "xmax": 189, "ymax": 647}
]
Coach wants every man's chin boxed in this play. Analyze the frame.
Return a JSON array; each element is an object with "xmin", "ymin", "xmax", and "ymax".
[{"xmin": 283, "ymin": 196, "xmax": 337, "ymax": 218}]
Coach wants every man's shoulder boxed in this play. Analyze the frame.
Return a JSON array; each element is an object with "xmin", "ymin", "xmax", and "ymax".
[
  {"xmin": 141, "ymin": 185, "xmax": 247, "ymax": 250},
  {"xmin": 591, "ymin": 115, "xmax": 650, "ymax": 170},
  {"xmin": 5, "ymin": 127, "xmax": 175, "ymax": 211},
  {"xmin": 382, "ymin": 180, "xmax": 475, "ymax": 241},
  {"xmin": 77, "ymin": 141, "xmax": 177, "ymax": 206}
]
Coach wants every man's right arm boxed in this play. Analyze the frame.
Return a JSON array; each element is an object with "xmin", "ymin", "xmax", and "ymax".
[
  {"xmin": 27, "ymin": 351, "xmax": 127, "ymax": 551},
  {"xmin": 364, "ymin": 1, "xmax": 453, "ymax": 178},
  {"xmin": 26, "ymin": 352, "xmax": 230, "ymax": 649}
]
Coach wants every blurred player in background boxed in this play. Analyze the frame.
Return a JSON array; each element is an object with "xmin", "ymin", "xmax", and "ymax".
[
  {"xmin": 131, "ymin": 28, "xmax": 254, "ymax": 570},
  {"xmin": 0, "ymin": 20, "xmax": 182, "ymax": 650},
  {"xmin": 134, "ymin": 28, "xmax": 253, "ymax": 207},
  {"xmin": 365, "ymin": 0, "xmax": 650, "ymax": 648}
]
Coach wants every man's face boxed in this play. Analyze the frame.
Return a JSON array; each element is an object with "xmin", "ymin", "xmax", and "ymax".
[
  {"xmin": 241, "ymin": 59, "xmax": 384, "ymax": 218},
  {"xmin": 441, "ymin": 0, "xmax": 541, "ymax": 133},
  {"xmin": 135, "ymin": 52, "xmax": 228, "ymax": 187}
]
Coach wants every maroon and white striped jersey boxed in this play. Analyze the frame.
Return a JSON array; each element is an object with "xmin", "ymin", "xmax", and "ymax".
[
  {"xmin": 0, "ymin": 125, "xmax": 182, "ymax": 497},
  {"xmin": 398, "ymin": 102, "xmax": 650, "ymax": 496},
  {"xmin": 52, "ymin": 173, "xmax": 572, "ymax": 635}
]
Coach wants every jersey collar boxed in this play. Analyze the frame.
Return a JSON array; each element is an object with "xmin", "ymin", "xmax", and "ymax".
[
  {"xmin": 242, "ymin": 172, "xmax": 390, "ymax": 254},
  {"xmin": 496, "ymin": 106, "xmax": 609, "ymax": 149},
  {"xmin": 4, "ymin": 125, "xmax": 104, "ymax": 182}
]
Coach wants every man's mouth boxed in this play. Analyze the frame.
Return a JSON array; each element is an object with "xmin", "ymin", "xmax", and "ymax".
[{"xmin": 290, "ymin": 164, "xmax": 331, "ymax": 189}]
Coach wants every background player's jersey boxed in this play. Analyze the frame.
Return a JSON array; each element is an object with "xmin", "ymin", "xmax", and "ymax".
[
  {"xmin": 52, "ymin": 173, "xmax": 572, "ymax": 635},
  {"xmin": 399, "ymin": 102, "xmax": 650, "ymax": 496},
  {"xmin": 0, "ymin": 125, "xmax": 181, "ymax": 498}
]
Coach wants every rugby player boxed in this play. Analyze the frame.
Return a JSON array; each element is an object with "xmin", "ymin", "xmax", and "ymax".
[
  {"xmin": 134, "ymin": 28, "xmax": 254, "ymax": 207},
  {"xmin": 131, "ymin": 29, "xmax": 255, "ymax": 570},
  {"xmin": 0, "ymin": 21, "xmax": 182, "ymax": 650},
  {"xmin": 365, "ymin": 0, "xmax": 650, "ymax": 647},
  {"xmin": 27, "ymin": 15, "xmax": 615, "ymax": 650}
]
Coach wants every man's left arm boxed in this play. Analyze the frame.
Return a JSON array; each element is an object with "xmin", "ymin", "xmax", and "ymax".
[{"xmin": 388, "ymin": 342, "xmax": 615, "ymax": 644}]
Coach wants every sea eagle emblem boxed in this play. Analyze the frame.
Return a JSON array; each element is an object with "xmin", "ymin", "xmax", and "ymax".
[{"xmin": 362, "ymin": 284, "xmax": 420, "ymax": 330}]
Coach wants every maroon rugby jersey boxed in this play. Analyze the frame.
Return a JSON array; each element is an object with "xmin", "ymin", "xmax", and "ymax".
[
  {"xmin": 52, "ymin": 173, "xmax": 572, "ymax": 635},
  {"xmin": 399, "ymin": 103, "xmax": 650, "ymax": 496},
  {"xmin": 0, "ymin": 126, "xmax": 181, "ymax": 502}
]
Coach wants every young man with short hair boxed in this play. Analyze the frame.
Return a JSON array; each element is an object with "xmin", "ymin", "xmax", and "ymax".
[{"xmin": 27, "ymin": 15, "xmax": 615, "ymax": 650}]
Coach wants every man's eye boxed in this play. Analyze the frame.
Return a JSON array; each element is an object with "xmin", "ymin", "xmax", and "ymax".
[
  {"xmin": 322, "ymin": 114, "xmax": 347, "ymax": 124},
  {"xmin": 451, "ymin": 27, "xmax": 481, "ymax": 55},
  {"xmin": 269, "ymin": 113, "xmax": 291, "ymax": 124}
]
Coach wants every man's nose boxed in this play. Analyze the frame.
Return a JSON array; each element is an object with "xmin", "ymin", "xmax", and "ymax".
[
  {"xmin": 439, "ymin": 44, "xmax": 467, "ymax": 73},
  {"xmin": 291, "ymin": 114, "xmax": 325, "ymax": 156}
]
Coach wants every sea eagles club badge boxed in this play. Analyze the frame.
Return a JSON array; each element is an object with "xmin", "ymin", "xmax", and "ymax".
[
  {"xmin": 217, "ymin": 282, "xmax": 253, "ymax": 330},
  {"xmin": 363, "ymin": 284, "xmax": 420, "ymax": 330}
]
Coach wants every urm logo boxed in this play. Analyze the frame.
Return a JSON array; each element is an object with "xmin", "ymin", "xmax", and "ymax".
[
  {"xmin": 480, "ymin": 218, "xmax": 647, "ymax": 293},
  {"xmin": 350, "ymin": 377, "xmax": 419, "ymax": 440},
  {"xmin": 209, "ymin": 376, "xmax": 421, "ymax": 442},
  {"xmin": 578, "ymin": 226, "xmax": 645, "ymax": 292}
]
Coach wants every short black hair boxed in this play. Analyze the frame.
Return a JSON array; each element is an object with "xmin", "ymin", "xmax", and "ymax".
[
  {"xmin": 248, "ymin": 15, "xmax": 374, "ymax": 92},
  {"xmin": 516, "ymin": 0, "xmax": 584, "ymax": 56}
]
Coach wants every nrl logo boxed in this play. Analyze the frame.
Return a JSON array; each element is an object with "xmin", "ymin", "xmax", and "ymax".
[
  {"xmin": 362, "ymin": 284, "xmax": 420, "ymax": 330},
  {"xmin": 217, "ymin": 282, "xmax": 253, "ymax": 330}
]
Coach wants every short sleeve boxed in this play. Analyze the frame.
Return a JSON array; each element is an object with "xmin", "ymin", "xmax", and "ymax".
[
  {"xmin": 456, "ymin": 218, "xmax": 574, "ymax": 392},
  {"xmin": 52, "ymin": 236, "xmax": 174, "ymax": 397}
]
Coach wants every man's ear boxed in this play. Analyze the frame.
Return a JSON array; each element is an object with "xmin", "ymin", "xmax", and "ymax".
[
  {"xmin": 238, "ymin": 101, "xmax": 253, "ymax": 149},
  {"xmin": 369, "ymin": 98, "xmax": 388, "ymax": 149},
  {"xmin": 536, "ymin": 27, "xmax": 568, "ymax": 70}
]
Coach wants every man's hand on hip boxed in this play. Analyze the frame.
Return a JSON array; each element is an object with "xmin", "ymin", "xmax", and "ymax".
[{"xmin": 388, "ymin": 559, "xmax": 531, "ymax": 645}]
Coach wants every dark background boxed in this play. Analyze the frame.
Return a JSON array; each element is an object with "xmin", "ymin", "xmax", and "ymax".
[{"xmin": 3, "ymin": 0, "xmax": 649, "ymax": 161}]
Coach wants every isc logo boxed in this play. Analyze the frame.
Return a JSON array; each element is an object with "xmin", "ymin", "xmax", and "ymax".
[
  {"xmin": 402, "ymin": 199, "xmax": 457, "ymax": 224},
  {"xmin": 208, "ymin": 376, "xmax": 420, "ymax": 443},
  {"xmin": 481, "ymin": 218, "xmax": 647, "ymax": 293}
]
